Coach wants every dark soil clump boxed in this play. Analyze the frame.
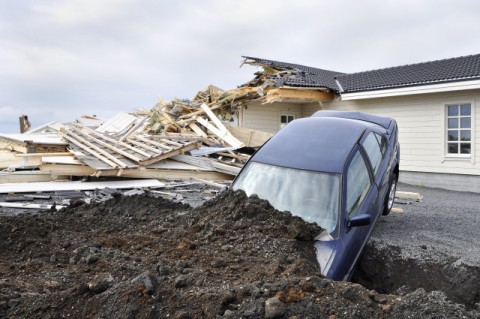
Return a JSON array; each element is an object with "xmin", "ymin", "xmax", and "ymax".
[{"xmin": 0, "ymin": 190, "xmax": 478, "ymax": 318}]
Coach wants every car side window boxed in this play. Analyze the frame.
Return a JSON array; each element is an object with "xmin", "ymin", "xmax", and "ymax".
[
  {"xmin": 362, "ymin": 132, "xmax": 383, "ymax": 175},
  {"xmin": 375, "ymin": 133, "xmax": 387, "ymax": 155},
  {"xmin": 346, "ymin": 150, "xmax": 371, "ymax": 218}
]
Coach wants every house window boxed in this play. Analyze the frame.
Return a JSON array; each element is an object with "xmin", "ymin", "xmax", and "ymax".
[
  {"xmin": 280, "ymin": 114, "xmax": 295, "ymax": 129},
  {"xmin": 446, "ymin": 104, "xmax": 471, "ymax": 155}
]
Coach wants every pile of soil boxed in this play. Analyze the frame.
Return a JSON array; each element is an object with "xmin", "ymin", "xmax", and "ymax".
[{"xmin": 0, "ymin": 190, "xmax": 477, "ymax": 318}]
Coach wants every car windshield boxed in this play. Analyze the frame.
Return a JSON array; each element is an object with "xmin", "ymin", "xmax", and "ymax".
[{"xmin": 232, "ymin": 161, "xmax": 340, "ymax": 233}]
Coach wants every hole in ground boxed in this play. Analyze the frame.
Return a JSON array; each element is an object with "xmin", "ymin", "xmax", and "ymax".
[{"xmin": 351, "ymin": 239, "xmax": 480, "ymax": 309}]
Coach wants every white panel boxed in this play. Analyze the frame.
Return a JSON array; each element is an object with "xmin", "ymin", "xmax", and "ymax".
[
  {"xmin": 0, "ymin": 179, "xmax": 165, "ymax": 194},
  {"xmin": 324, "ymin": 89, "xmax": 480, "ymax": 176}
]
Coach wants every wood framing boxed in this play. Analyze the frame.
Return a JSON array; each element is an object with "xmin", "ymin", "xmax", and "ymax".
[{"xmin": 263, "ymin": 87, "xmax": 335, "ymax": 103}]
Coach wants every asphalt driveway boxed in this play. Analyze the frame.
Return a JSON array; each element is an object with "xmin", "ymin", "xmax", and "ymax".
[
  {"xmin": 355, "ymin": 182, "xmax": 480, "ymax": 307},
  {"xmin": 373, "ymin": 182, "xmax": 480, "ymax": 264}
]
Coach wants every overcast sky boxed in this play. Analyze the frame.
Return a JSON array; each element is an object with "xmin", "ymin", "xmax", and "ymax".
[{"xmin": 1, "ymin": 0, "xmax": 480, "ymax": 133}]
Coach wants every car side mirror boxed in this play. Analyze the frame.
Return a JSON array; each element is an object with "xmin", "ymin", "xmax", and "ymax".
[{"xmin": 348, "ymin": 214, "xmax": 371, "ymax": 228}]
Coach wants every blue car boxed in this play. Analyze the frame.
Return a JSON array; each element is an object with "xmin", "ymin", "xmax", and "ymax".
[{"xmin": 231, "ymin": 110, "xmax": 400, "ymax": 281}]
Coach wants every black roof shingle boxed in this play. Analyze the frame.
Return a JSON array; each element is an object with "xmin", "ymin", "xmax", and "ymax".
[
  {"xmin": 242, "ymin": 54, "xmax": 480, "ymax": 94},
  {"xmin": 242, "ymin": 56, "xmax": 345, "ymax": 90},
  {"xmin": 339, "ymin": 53, "xmax": 480, "ymax": 93}
]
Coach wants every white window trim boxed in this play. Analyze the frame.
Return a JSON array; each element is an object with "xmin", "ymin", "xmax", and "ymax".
[{"xmin": 442, "ymin": 100, "xmax": 476, "ymax": 164}]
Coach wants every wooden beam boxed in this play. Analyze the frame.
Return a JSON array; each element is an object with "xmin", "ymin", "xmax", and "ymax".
[
  {"xmin": 41, "ymin": 163, "xmax": 96, "ymax": 176},
  {"xmin": 70, "ymin": 126, "xmax": 144, "ymax": 163},
  {"xmin": 0, "ymin": 171, "xmax": 69, "ymax": 184},
  {"xmin": 121, "ymin": 167, "xmax": 233, "ymax": 180},
  {"xmin": 15, "ymin": 152, "xmax": 72, "ymax": 157},
  {"xmin": 263, "ymin": 87, "xmax": 335, "ymax": 103},
  {"xmin": 226, "ymin": 125, "xmax": 273, "ymax": 147},
  {"xmin": 395, "ymin": 191, "xmax": 423, "ymax": 201},
  {"xmin": 72, "ymin": 124, "xmax": 151, "ymax": 158},
  {"xmin": 188, "ymin": 122, "xmax": 208, "ymax": 137},
  {"xmin": 62, "ymin": 129, "xmax": 126, "ymax": 168},
  {"xmin": 0, "ymin": 202, "xmax": 66, "ymax": 210},
  {"xmin": 40, "ymin": 163, "xmax": 233, "ymax": 180},
  {"xmin": 138, "ymin": 141, "xmax": 202, "ymax": 166},
  {"xmin": 195, "ymin": 116, "xmax": 243, "ymax": 148}
]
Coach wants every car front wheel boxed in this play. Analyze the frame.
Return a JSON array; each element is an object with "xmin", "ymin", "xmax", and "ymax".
[{"xmin": 383, "ymin": 173, "xmax": 397, "ymax": 216}]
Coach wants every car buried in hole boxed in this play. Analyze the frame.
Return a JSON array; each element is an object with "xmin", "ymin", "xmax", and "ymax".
[{"xmin": 232, "ymin": 110, "xmax": 400, "ymax": 281}]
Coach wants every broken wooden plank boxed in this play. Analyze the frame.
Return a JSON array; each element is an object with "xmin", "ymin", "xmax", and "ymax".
[
  {"xmin": 226, "ymin": 125, "xmax": 273, "ymax": 147},
  {"xmin": 391, "ymin": 207, "xmax": 404, "ymax": 213},
  {"xmin": 125, "ymin": 137, "xmax": 168, "ymax": 154},
  {"xmin": 61, "ymin": 129, "xmax": 127, "ymax": 168},
  {"xmin": 130, "ymin": 135, "xmax": 173, "ymax": 151},
  {"xmin": 190, "ymin": 177, "xmax": 228, "ymax": 189},
  {"xmin": 15, "ymin": 152, "xmax": 72, "ymax": 157},
  {"xmin": 120, "ymin": 167, "xmax": 233, "ymax": 180},
  {"xmin": 137, "ymin": 141, "xmax": 202, "ymax": 166},
  {"xmin": 172, "ymin": 154, "xmax": 241, "ymax": 176},
  {"xmin": 40, "ymin": 162, "xmax": 104, "ymax": 176},
  {"xmin": 195, "ymin": 116, "xmax": 243, "ymax": 148},
  {"xmin": 0, "ymin": 171, "xmax": 69, "ymax": 184},
  {"xmin": 0, "ymin": 179, "xmax": 165, "ymax": 194},
  {"xmin": 0, "ymin": 202, "xmax": 66, "ymax": 211},
  {"xmin": 395, "ymin": 191, "xmax": 423, "ymax": 201},
  {"xmin": 200, "ymin": 103, "xmax": 228, "ymax": 134},
  {"xmin": 263, "ymin": 87, "xmax": 335, "ymax": 103},
  {"xmin": 72, "ymin": 124, "xmax": 151, "ymax": 158},
  {"xmin": 41, "ymin": 160, "xmax": 232, "ymax": 180},
  {"xmin": 188, "ymin": 122, "xmax": 208, "ymax": 138}
]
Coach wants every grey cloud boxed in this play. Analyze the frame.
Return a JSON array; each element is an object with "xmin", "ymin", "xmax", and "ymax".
[{"xmin": 1, "ymin": 0, "xmax": 480, "ymax": 133}]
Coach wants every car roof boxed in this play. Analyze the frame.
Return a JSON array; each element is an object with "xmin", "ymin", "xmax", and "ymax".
[
  {"xmin": 252, "ymin": 116, "xmax": 370, "ymax": 173},
  {"xmin": 311, "ymin": 110, "xmax": 393, "ymax": 129}
]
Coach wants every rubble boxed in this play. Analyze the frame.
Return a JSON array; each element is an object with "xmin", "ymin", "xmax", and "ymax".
[
  {"xmin": 1, "ymin": 56, "xmax": 344, "ymax": 186},
  {"xmin": 1, "ymin": 190, "xmax": 477, "ymax": 318},
  {"xmin": 0, "ymin": 82, "xmax": 280, "ymax": 187}
]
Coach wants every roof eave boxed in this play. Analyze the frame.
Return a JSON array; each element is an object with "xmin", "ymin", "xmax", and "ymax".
[{"xmin": 340, "ymin": 78, "xmax": 480, "ymax": 101}]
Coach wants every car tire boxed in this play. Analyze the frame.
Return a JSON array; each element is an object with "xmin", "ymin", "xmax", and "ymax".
[{"xmin": 383, "ymin": 173, "xmax": 397, "ymax": 216}]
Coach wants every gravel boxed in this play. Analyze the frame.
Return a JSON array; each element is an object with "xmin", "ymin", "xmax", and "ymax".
[
  {"xmin": 373, "ymin": 182, "xmax": 480, "ymax": 264},
  {"xmin": 354, "ymin": 182, "xmax": 480, "ymax": 308}
]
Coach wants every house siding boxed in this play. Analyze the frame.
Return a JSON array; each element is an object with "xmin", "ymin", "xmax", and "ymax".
[
  {"xmin": 239, "ymin": 89, "xmax": 480, "ymax": 191},
  {"xmin": 322, "ymin": 89, "xmax": 480, "ymax": 177},
  {"xmin": 241, "ymin": 102, "xmax": 321, "ymax": 133}
]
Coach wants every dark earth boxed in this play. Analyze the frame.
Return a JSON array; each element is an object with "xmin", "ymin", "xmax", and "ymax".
[{"xmin": 1, "ymin": 189, "xmax": 479, "ymax": 318}]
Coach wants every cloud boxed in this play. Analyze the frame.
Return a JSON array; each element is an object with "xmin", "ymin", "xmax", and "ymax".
[{"xmin": 1, "ymin": 0, "xmax": 480, "ymax": 133}]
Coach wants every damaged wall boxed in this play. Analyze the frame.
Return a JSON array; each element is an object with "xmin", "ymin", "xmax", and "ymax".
[{"xmin": 239, "ymin": 101, "xmax": 325, "ymax": 133}]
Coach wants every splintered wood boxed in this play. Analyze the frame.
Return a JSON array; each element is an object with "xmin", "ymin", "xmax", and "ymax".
[
  {"xmin": 1, "ymin": 83, "xmax": 275, "ymax": 182},
  {"xmin": 52, "ymin": 102, "xmax": 250, "ymax": 179}
]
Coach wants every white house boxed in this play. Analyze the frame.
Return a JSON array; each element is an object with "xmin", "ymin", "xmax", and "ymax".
[{"xmin": 237, "ymin": 54, "xmax": 480, "ymax": 192}]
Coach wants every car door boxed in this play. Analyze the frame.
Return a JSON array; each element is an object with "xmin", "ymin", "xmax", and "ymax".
[
  {"xmin": 360, "ymin": 131, "xmax": 388, "ymax": 216},
  {"xmin": 339, "ymin": 145, "xmax": 378, "ymax": 280}
]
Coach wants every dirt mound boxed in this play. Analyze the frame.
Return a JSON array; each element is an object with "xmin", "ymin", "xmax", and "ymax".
[{"xmin": 1, "ymin": 190, "xmax": 478, "ymax": 318}]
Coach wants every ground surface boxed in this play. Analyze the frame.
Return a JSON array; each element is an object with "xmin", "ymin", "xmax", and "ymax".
[
  {"xmin": 0, "ymin": 187, "xmax": 479, "ymax": 318},
  {"xmin": 354, "ymin": 183, "xmax": 480, "ymax": 309},
  {"xmin": 374, "ymin": 183, "xmax": 480, "ymax": 264}
]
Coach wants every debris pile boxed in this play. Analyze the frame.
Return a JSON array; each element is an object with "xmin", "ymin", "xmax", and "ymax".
[
  {"xmin": 0, "ymin": 57, "xmax": 341, "ymax": 185},
  {"xmin": 0, "ymin": 84, "xmax": 276, "ymax": 184},
  {"xmin": 1, "ymin": 190, "xmax": 477, "ymax": 318}
]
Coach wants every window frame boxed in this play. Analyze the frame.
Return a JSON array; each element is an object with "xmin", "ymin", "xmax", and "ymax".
[
  {"xmin": 361, "ymin": 132, "xmax": 384, "ymax": 176},
  {"xmin": 345, "ymin": 147, "xmax": 373, "ymax": 219},
  {"xmin": 280, "ymin": 114, "xmax": 295, "ymax": 129},
  {"xmin": 445, "ymin": 102, "xmax": 474, "ymax": 159}
]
